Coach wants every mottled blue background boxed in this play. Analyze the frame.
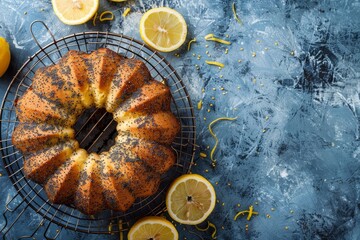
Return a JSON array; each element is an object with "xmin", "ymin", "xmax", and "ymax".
[{"xmin": 1, "ymin": 0, "xmax": 360, "ymax": 239}]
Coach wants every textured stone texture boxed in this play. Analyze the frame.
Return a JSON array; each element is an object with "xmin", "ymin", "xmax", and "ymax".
[{"xmin": 1, "ymin": 0, "xmax": 360, "ymax": 239}]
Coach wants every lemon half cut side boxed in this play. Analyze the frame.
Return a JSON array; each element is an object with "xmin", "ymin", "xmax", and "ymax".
[
  {"xmin": 127, "ymin": 216, "xmax": 179, "ymax": 240},
  {"xmin": 52, "ymin": 0, "xmax": 99, "ymax": 25},
  {"xmin": 139, "ymin": 7, "xmax": 187, "ymax": 52},
  {"xmin": 166, "ymin": 174, "xmax": 216, "ymax": 225}
]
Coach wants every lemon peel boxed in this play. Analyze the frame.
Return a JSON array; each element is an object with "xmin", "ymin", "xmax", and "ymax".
[
  {"xmin": 92, "ymin": 12, "xmax": 98, "ymax": 26},
  {"xmin": 99, "ymin": 11, "xmax": 114, "ymax": 21},
  {"xmin": 209, "ymin": 222, "xmax": 217, "ymax": 239},
  {"xmin": 200, "ymin": 152, "xmax": 207, "ymax": 158},
  {"xmin": 208, "ymin": 117, "xmax": 237, "ymax": 167},
  {"xmin": 234, "ymin": 205, "xmax": 259, "ymax": 221},
  {"xmin": 195, "ymin": 221, "xmax": 217, "ymax": 239},
  {"xmin": 205, "ymin": 34, "xmax": 231, "ymax": 45},
  {"xmin": 119, "ymin": 220, "xmax": 124, "ymax": 240},
  {"xmin": 232, "ymin": 2, "xmax": 242, "ymax": 24},
  {"xmin": 122, "ymin": 7, "xmax": 131, "ymax": 17},
  {"xmin": 205, "ymin": 60, "xmax": 225, "ymax": 68},
  {"xmin": 195, "ymin": 223, "xmax": 209, "ymax": 232},
  {"xmin": 197, "ymin": 99, "xmax": 203, "ymax": 110},
  {"xmin": 0, "ymin": 37, "xmax": 11, "ymax": 77},
  {"xmin": 108, "ymin": 222, "xmax": 113, "ymax": 233},
  {"xmin": 187, "ymin": 38, "xmax": 197, "ymax": 51}
]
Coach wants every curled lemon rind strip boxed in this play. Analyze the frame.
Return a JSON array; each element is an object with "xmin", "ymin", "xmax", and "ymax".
[
  {"xmin": 232, "ymin": 2, "xmax": 242, "ymax": 24},
  {"xmin": 92, "ymin": 12, "xmax": 98, "ymax": 26},
  {"xmin": 197, "ymin": 99, "xmax": 203, "ymax": 110},
  {"xmin": 234, "ymin": 206, "xmax": 259, "ymax": 221},
  {"xmin": 187, "ymin": 38, "xmax": 197, "ymax": 51},
  {"xmin": 208, "ymin": 117, "xmax": 237, "ymax": 165},
  {"xmin": 205, "ymin": 60, "xmax": 225, "ymax": 68},
  {"xmin": 123, "ymin": 7, "xmax": 131, "ymax": 17},
  {"xmin": 204, "ymin": 34, "xmax": 231, "ymax": 45},
  {"xmin": 119, "ymin": 220, "xmax": 124, "ymax": 240},
  {"xmin": 195, "ymin": 221, "xmax": 217, "ymax": 239},
  {"xmin": 99, "ymin": 11, "xmax": 114, "ymax": 21}
]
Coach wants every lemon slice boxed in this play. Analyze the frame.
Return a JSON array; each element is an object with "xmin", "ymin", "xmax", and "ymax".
[
  {"xmin": 127, "ymin": 216, "xmax": 179, "ymax": 240},
  {"xmin": 166, "ymin": 174, "xmax": 216, "ymax": 225},
  {"xmin": 52, "ymin": 0, "xmax": 99, "ymax": 25},
  {"xmin": 0, "ymin": 37, "xmax": 10, "ymax": 77},
  {"xmin": 139, "ymin": 7, "xmax": 187, "ymax": 52}
]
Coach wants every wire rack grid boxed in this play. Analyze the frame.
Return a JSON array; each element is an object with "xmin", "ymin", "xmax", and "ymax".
[{"xmin": 0, "ymin": 21, "xmax": 195, "ymax": 239}]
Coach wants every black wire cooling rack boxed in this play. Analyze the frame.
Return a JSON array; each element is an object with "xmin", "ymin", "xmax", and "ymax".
[{"xmin": 0, "ymin": 21, "xmax": 195, "ymax": 239}]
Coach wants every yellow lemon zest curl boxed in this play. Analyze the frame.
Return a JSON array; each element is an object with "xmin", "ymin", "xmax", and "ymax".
[
  {"xmin": 234, "ymin": 205, "xmax": 259, "ymax": 221},
  {"xmin": 92, "ymin": 12, "xmax": 98, "ymax": 26},
  {"xmin": 197, "ymin": 99, "xmax": 203, "ymax": 110},
  {"xmin": 205, "ymin": 34, "xmax": 231, "ymax": 45},
  {"xmin": 200, "ymin": 152, "xmax": 207, "ymax": 158},
  {"xmin": 187, "ymin": 38, "xmax": 197, "ymax": 51},
  {"xmin": 119, "ymin": 220, "xmax": 124, "ymax": 240},
  {"xmin": 205, "ymin": 60, "xmax": 224, "ymax": 68},
  {"xmin": 100, "ymin": 11, "xmax": 114, "ymax": 21},
  {"xmin": 108, "ymin": 222, "xmax": 112, "ymax": 233},
  {"xmin": 123, "ymin": 7, "xmax": 131, "ymax": 17},
  {"xmin": 232, "ymin": 2, "xmax": 242, "ymax": 25},
  {"xmin": 195, "ymin": 221, "xmax": 217, "ymax": 239},
  {"xmin": 208, "ymin": 117, "xmax": 237, "ymax": 167}
]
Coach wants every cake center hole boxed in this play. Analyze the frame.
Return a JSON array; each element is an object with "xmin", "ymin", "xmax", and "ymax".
[
  {"xmin": 187, "ymin": 196, "xmax": 193, "ymax": 202},
  {"xmin": 74, "ymin": 107, "xmax": 117, "ymax": 154}
]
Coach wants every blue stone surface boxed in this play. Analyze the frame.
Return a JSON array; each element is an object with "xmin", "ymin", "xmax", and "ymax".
[{"xmin": 1, "ymin": 0, "xmax": 360, "ymax": 239}]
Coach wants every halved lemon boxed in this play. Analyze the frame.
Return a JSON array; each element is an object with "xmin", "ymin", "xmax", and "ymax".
[
  {"xmin": 166, "ymin": 174, "xmax": 216, "ymax": 225},
  {"xmin": 0, "ymin": 37, "xmax": 10, "ymax": 77},
  {"xmin": 139, "ymin": 7, "xmax": 187, "ymax": 52},
  {"xmin": 52, "ymin": 0, "xmax": 99, "ymax": 25},
  {"xmin": 127, "ymin": 216, "xmax": 179, "ymax": 240}
]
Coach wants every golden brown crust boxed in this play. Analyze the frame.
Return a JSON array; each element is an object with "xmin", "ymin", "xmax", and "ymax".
[
  {"xmin": 84, "ymin": 48, "xmax": 123, "ymax": 107},
  {"xmin": 74, "ymin": 153, "xmax": 105, "ymax": 215},
  {"xmin": 105, "ymin": 58, "xmax": 151, "ymax": 112},
  {"xmin": 44, "ymin": 149, "xmax": 87, "ymax": 204},
  {"xmin": 12, "ymin": 48, "xmax": 180, "ymax": 215},
  {"xmin": 12, "ymin": 123, "xmax": 74, "ymax": 153},
  {"xmin": 15, "ymin": 89, "xmax": 75, "ymax": 126},
  {"xmin": 58, "ymin": 50, "xmax": 94, "ymax": 108},
  {"xmin": 107, "ymin": 144, "xmax": 160, "ymax": 198},
  {"xmin": 116, "ymin": 135, "xmax": 176, "ymax": 174},
  {"xmin": 24, "ymin": 140, "xmax": 78, "ymax": 184},
  {"xmin": 113, "ymin": 80, "xmax": 171, "ymax": 120},
  {"xmin": 99, "ymin": 152, "xmax": 136, "ymax": 211},
  {"xmin": 116, "ymin": 111, "xmax": 180, "ymax": 144},
  {"xmin": 31, "ymin": 65, "xmax": 83, "ymax": 117}
]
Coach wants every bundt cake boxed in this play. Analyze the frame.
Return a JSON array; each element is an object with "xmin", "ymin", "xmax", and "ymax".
[{"xmin": 12, "ymin": 48, "xmax": 180, "ymax": 215}]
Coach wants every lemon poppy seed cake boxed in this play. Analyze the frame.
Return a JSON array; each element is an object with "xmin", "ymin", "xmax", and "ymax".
[{"xmin": 12, "ymin": 48, "xmax": 180, "ymax": 215}]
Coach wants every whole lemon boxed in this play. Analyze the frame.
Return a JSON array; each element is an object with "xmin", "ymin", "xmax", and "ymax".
[{"xmin": 0, "ymin": 37, "xmax": 11, "ymax": 77}]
